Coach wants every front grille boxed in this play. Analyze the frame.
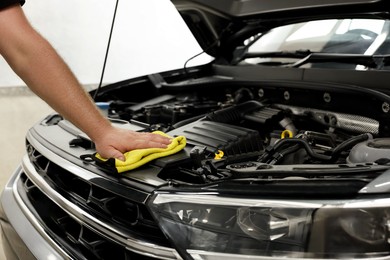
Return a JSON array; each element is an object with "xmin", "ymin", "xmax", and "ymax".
[
  {"xmin": 18, "ymin": 173, "xmax": 158, "ymax": 259},
  {"xmin": 21, "ymin": 142, "xmax": 174, "ymax": 259}
]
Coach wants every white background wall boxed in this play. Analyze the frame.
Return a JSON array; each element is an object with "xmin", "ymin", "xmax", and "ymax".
[{"xmin": 0, "ymin": 0, "xmax": 211, "ymax": 87}]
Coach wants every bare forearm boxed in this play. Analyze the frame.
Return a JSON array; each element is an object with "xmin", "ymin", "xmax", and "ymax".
[
  {"xmin": 0, "ymin": 5, "xmax": 111, "ymax": 140},
  {"xmin": 7, "ymin": 33, "xmax": 112, "ymax": 141}
]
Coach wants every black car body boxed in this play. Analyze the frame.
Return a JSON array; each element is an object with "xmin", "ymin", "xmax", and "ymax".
[{"xmin": 3, "ymin": 0, "xmax": 390, "ymax": 259}]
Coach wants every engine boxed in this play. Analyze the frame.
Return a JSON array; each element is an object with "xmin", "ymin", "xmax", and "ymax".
[{"xmin": 104, "ymin": 86, "xmax": 390, "ymax": 184}]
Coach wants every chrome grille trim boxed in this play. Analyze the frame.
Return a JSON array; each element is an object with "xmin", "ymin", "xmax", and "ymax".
[{"xmin": 11, "ymin": 169, "xmax": 72, "ymax": 259}]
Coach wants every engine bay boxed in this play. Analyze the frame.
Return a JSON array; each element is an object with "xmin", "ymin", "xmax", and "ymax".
[{"xmin": 97, "ymin": 79, "xmax": 390, "ymax": 185}]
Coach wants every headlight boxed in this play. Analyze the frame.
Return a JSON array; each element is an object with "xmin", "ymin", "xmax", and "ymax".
[
  {"xmin": 148, "ymin": 193, "xmax": 390, "ymax": 260},
  {"xmin": 340, "ymin": 208, "xmax": 388, "ymax": 245}
]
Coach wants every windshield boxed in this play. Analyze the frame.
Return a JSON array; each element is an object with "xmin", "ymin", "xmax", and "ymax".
[{"xmin": 243, "ymin": 19, "xmax": 390, "ymax": 69}]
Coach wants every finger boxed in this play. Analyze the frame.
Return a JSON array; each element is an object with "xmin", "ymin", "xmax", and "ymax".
[
  {"xmin": 97, "ymin": 147, "xmax": 125, "ymax": 161},
  {"xmin": 130, "ymin": 133, "xmax": 171, "ymax": 145},
  {"xmin": 140, "ymin": 133, "xmax": 171, "ymax": 144},
  {"xmin": 125, "ymin": 140, "xmax": 169, "ymax": 150},
  {"xmin": 110, "ymin": 151, "xmax": 125, "ymax": 161}
]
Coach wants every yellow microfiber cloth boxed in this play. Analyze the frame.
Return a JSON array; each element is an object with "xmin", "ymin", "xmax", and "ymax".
[{"xmin": 94, "ymin": 131, "xmax": 186, "ymax": 173}]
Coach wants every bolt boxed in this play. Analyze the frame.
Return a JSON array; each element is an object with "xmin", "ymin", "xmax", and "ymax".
[
  {"xmin": 258, "ymin": 89, "xmax": 264, "ymax": 98},
  {"xmin": 383, "ymin": 102, "xmax": 390, "ymax": 113},
  {"xmin": 323, "ymin": 93, "xmax": 331, "ymax": 103},
  {"xmin": 284, "ymin": 91, "xmax": 290, "ymax": 100}
]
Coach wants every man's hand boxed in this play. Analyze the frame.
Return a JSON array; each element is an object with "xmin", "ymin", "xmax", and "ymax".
[{"xmin": 93, "ymin": 126, "xmax": 171, "ymax": 161}]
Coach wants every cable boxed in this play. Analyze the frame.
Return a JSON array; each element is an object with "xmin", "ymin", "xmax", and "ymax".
[
  {"xmin": 183, "ymin": 49, "xmax": 207, "ymax": 75},
  {"xmin": 183, "ymin": 40, "xmax": 218, "ymax": 76},
  {"xmin": 93, "ymin": 0, "xmax": 120, "ymax": 100},
  {"xmin": 183, "ymin": 23, "xmax": 233, "ymax": 76}
]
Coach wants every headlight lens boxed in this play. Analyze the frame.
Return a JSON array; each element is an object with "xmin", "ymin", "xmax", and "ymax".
[
  {"xmin": 339, "ymin": 209, "xmax": 387, "ymax": 245},
  {"xmin": 148, "ymin": 193, "xmax": 390, "ymax": 260}
]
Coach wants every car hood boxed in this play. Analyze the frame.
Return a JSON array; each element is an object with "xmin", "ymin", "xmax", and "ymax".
[{"xmin": 171, "ymin": 0, "xmax": 389, "ymax": 60}]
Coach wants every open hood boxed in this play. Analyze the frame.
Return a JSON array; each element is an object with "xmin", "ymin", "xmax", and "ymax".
[{"xmin": 172, "ymin": 0, "xmax": 389, "ymax": 59}]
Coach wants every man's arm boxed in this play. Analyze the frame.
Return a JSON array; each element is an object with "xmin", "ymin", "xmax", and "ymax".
[{"xmin": 0, "ymin": 4, "xmax": 170, "ymax": 161}]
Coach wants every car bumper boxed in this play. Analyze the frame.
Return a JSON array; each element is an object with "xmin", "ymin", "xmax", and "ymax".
[{"xmin": 0, "ymin": 165, "xmax": 69, "ymax": 260}]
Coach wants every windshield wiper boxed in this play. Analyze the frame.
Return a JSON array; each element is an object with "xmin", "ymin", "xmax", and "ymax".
[{"xmin": 242, "ymin": 50, "xmax": 390, "ymax": 69}]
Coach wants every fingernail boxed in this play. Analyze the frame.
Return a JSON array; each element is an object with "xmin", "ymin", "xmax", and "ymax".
[{"xmin": 116, "ymin": 156, "xmax": 125, "ymax": 162}]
